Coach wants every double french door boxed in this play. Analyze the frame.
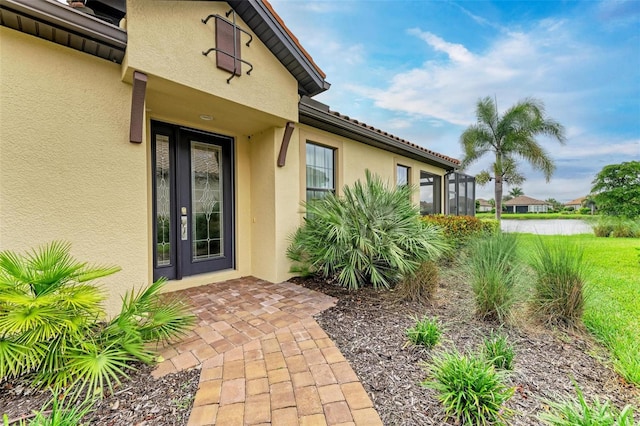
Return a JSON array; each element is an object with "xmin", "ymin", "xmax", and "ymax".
[{"xmin": 152, "ymin": 121, "xmax": 234, "ymax": 280}]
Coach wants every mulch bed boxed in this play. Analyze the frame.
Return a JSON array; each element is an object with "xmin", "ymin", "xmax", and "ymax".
[
  {"xmin": 292, "ymin": 272, "xmax": 639, "ymax": 425},
  {"xmin": 1, "ymin": 364, "xmax": 199, "ymax": 425}
]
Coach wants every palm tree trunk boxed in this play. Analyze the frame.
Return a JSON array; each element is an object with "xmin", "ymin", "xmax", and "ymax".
[{"xmin": 495, "ymin": 176, "xmax": 503, "ymax": 221}]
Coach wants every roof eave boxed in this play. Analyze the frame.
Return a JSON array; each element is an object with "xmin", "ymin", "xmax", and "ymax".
[
  {"xmin": 299, "ymin": 102, "xmax": 458, "ymax": 171},
  {"xmin": 228, "ymin": 0, "xmax": 330, "ymax": 97},
  {"xmin": 0, "ymin": 0, "xmax": 127, "ymax": 59}
]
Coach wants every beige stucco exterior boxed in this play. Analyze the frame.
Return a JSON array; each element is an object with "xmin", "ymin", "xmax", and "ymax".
[
  {"xmin": 0, "ymin": 27, "xmax": 148, "ymax": 314},
  {"xmin": 0, "ymin": 1, "xmax": 457, "ymax": 316},
  {"xmin": 297, "ymin": 124, "xmax": 447, "ymax": 207}
]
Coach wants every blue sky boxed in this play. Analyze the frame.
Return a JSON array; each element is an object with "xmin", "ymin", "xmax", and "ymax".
[{"xmin": 270, "ymin": 0, "xmax": 640, "ymax": 202}]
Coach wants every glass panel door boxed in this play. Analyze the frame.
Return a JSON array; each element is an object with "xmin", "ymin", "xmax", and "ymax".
[
  {"xmin": 191, "ymin": 141, "xmax": 223, "ymax": 261},
  {"xmin": 152, "ymin": 122, "xmax": 234, "ymax": 281}
]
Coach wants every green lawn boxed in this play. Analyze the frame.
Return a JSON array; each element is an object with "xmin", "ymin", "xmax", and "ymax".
[
  {"xmin": 517, "ymin": 234, "xmax": 640, "ymax": 385},
  {"xmin": 476, "ymin": 212, "xmax": 595, "ymax": 220}
]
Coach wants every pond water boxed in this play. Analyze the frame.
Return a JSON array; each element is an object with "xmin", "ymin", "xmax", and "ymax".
[{"xmin": 500, "ymin": 219, "xmax": 593, "ymax": 235}]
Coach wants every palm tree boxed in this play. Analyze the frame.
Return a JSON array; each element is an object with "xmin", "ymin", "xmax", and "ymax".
[
  {"xmin": 509, "ymin": 187, "xmax": 524, "ymax": 198},
  {"xmin": 460, "ymin": 97, "xmax": 566, "ymax": 220}
]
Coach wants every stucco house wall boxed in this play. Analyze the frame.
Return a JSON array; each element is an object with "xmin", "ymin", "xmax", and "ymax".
[{"xmin": 0, "ymin": 0, "xmax": 465, "ymax": 315}]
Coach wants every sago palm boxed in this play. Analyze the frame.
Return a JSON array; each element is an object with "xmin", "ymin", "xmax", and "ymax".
[{"xmin": 460, "ymin": 97, "xmax": 566, "ymax": 220}]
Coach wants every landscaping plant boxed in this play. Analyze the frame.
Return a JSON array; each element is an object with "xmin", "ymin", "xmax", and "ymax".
[
  {"xmin": 405, "ymin": 316, "xmax": 442, "ymax": 348},
  {"xmin": 2, "ymin": 389, "xmax": 96, "ymax": 426},
  {"xmin": 481, "ymin": 332, "xmax": 515, "ymax": 371},
  {"xmin": 538, "ymin": 382, "xmax": 636, "ymax": 425},
  {"xmin": 0, "ymin": 241, "xmax": 195, "ymax": 396},
  {"xmin": 423, "ymin": 350, "xmax": 514, "ymax": 425},
  {"xmin": 421, "ymin": 215, "xmax": 498, "ymax": 250},
  {"xmin": 466, "ymin": 232, "xmax": 520, "ymax": 322},
  {"xmin": 287, "ymin": 170, "xmax": 449, "ymax": 290},
  {"xmin": 528, "ymin": 238, "xmax": 589, "ymax": 326},
  {"xmin": 394, "ymin": 260, "xmax": 439, "ymax": 304}
]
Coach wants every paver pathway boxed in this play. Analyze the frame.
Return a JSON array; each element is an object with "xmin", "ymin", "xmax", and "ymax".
[{"xmin": 152, "ymin": 277, "xmax": 383, "ymax": 426}]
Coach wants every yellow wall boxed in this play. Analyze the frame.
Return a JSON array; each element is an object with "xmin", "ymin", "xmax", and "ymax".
[
  {"xmin": 0, "ymin": 28, "xmax": 148, "ymax": 315},
  {"xmin": 125, "ymin": 0, "xmax": 299, "ymax": 123},
  {"xmin": 297, "ymin": 124, "xmax": 446, "ymax": 207}
]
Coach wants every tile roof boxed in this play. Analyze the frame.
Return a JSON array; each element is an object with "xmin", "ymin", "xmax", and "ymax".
[
  {"xmin": 503, "ymin": 195, "xmax": 549, "ymax": 206},
  {"xmin": 565, "ymin": 196, "xmax": 587, "ymax": 205}
]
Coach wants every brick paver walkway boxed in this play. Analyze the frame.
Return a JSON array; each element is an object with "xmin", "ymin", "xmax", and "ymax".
[{"xmin": 152, "ymin": 277, "xmax": 383, "ymax": 426}]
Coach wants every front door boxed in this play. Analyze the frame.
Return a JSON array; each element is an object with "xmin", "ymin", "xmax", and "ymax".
[{"xmin": 152, "ymin": 121, "xmax": 234, "ymax": 280}]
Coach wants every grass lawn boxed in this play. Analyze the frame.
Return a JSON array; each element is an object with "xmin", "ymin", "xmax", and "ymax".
[
  {"xmin": 476, "ymin": 212, "xmax": 595, "ymax": 220},
  {"xmin": 517, "ymin": 233, "xmax": 640, "ymax": 385}
]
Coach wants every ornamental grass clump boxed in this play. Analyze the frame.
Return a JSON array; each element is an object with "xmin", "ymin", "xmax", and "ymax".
[
  {"xmin": 481, "ymin": 332, "xmax": 515, "ymax": 371},
  {"xmin": 405, "ymin": 316, "xmax": 442, "ymax": 348},
  {"xmin": 394, "ymin": 260, "xmax": 439, "ymax": 303},
  {"xmin": 528, "ymin": 238, "xmax": 589, "ymax": 326},
  {"xmin": 538, "ymin": 382, "xmax": 636, "ymax": 426},
  {"xmin": 0, "ymin": 241, "xmax": 195, "ymax": 397},
  {"xmin": 466, "ymin": 232, "xmax": 520, "ymax": 323},
  {"xmin": 423, "ymin": 350, "xmax": 514, "ymax": 425},
  {"xmin": 287, "ymin": 170, "xmax": 449, "ymax": 290}
]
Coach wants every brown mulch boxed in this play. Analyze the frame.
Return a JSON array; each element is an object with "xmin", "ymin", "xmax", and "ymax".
[
  {"xmin": 291, "ymin": 273, "xmax": 639, "ymax": 426},
  {"xmin": 1, "ymin": 364, "xmax": 199, "ymax": 425}
]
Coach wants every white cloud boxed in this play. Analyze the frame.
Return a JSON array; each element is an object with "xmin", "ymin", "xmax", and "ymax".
[
  {"xmin": 350, "ymin": 20, "xmax": 594, "ymax": 127},
  {"xmin": 408, "ymin": 29, "xmax": 474, "ymax": 63}
]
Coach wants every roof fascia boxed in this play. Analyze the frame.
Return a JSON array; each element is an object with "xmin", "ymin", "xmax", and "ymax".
[
  {"xmin": 231, "ymin": 0, "xmax": 330, "ymax": 96},
  {"xmin": 299, "ymin": 102, "xmax": 458, "ymax": 171},
  {"xmin": 0, "ymin": 0, "xmax": 127, "ymax": 50}
]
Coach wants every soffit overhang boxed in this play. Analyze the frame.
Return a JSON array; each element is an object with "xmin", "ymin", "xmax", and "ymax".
[
  {"xmin": 0, "ymin": 0, "xmax": 127, "ymax": 63},
  {"xmin": 299, "ymin": 99, "xmax": 459, "ymax": 171}
]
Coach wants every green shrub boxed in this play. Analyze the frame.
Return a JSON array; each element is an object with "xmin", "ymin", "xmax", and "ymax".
[
  {"xmin": 528, "ymin": 238, "xmax": 589, "ymax": 326},
  {"xmin": 578, "ymin": 207, "xmax": 591, "ymax": 215},
  {"xmin": 538, "ymin": 382, "xmax": 636, "ymax": 425},
  {"xmin": 421, "ymin": 215, "xmax": 498, "ymax": 249},
  {"xmin": 466, "ymin": 232, "xmax": 520, "ymax": 322},
  {"xmin": 406, "ymin": 316, "xmax": 442, "ymax": 348},
  {"xmin": 394, "ymin": 261, "xmax": 439, "ymax": 303},
  {"xmin": 0, "ymin": 241, "xmax": 195, "ymax": 396},
  {"xmin": 287, "ymin": 170, "xmax": 449, "ymax": 290},
  {"xmin": 481, "ymin": 333, "xmax": 515, "ymax": 370},
  {"xmin": 593, "ymin": 217, "xmax": 640, "ymax": 238},
  {"xmin": 423, "ymin": 350, "xmax": 514, "ymax": 425}
]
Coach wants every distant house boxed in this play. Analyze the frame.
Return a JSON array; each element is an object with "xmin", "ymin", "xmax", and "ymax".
[
  {"xmin": 503, "ymin": 195, "xmax": 551, "ymax": 213},
  {"xmin": 476, "ymin": 198, "xmax": 492, "ymax": 212},
  {"xmin": 565, "ymin": 197, "xmax": 587, "ymax": 210}
]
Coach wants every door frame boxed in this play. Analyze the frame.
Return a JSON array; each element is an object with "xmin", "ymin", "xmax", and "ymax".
[{"xmin": 151, "ymin": 120, "xmax": 235, "ymax": 281}]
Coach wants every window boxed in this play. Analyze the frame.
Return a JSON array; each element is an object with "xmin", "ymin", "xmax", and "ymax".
[
  {"xmin": 397, "ymin": 165, "xmax": 410, "ymax": 188},
  {"xmin": 420, "ymin": 171, "xmax": 441, "ymax": 215},
  {"xmin": 306, "ymin": 142, "xmax": 335, "ymax": 202}
]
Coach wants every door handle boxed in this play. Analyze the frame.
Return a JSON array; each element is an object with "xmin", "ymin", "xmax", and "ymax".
[{"xmin": 181, "ymin": 215, "xmax": 188, "ymax": 240}]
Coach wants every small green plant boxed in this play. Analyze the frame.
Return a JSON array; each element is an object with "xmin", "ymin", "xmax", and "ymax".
[
  {"xmin": 405, "ymin": 316, "xmax": 442, "ymax": 348},
  {"xmin": 481, "ymin": 332, "xmax": 515, "ymax": 370},
  {"xmin": 0, "ymin": 241, "xmax": 195, "ymax": 396},
  {"xmin": 423, "ymin": 350, "xmax": 514, "ymax": 425},
  {"xmin": 466, "ymin": 232, "xmax": 520, "ymax": 323},
  {"xmin": 287, "ymin": 170, "xmax": 449, "ymax": 290},
  {"xmin": 593, "ymin": 217, "xmax": 640, "ymax": 238},
  {"xmin": 528, "ymin": 238, "xmax": 589, "ymax": 326},
  {"xmin": 394, "ymin": 261, "xmax": 439, "ymax": 303},
  {"xmin": 538, "ymin": 382, "xmax": 636, "ymax": 425},
  {"xmin": 3, "ymin": 389, "xmax": 96, "ymax": 425}
]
